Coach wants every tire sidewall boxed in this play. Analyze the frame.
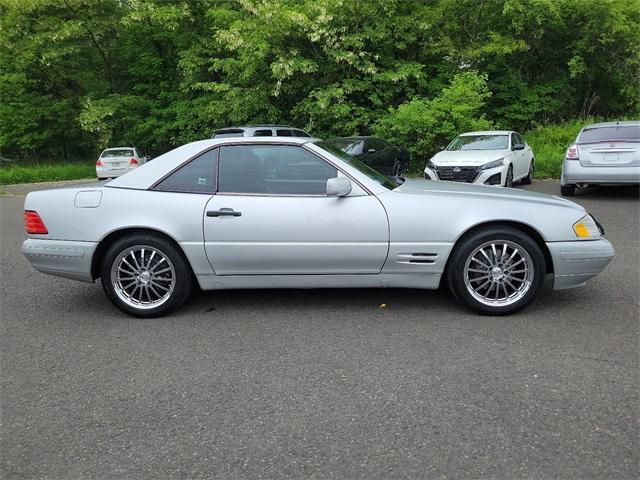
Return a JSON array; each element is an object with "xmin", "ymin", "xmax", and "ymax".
[
  {"xmin": 100, "ymin": 234, "xmax": 193, "ymax": 318},
  {"xmin": 447, "ymin": 227, "xmax": 546, "ymax": 315}
]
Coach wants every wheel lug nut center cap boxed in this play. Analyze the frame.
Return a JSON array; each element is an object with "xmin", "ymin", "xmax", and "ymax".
[
  {"xmin": 139, "ymin": 271, "xmax": 151, "ymax": 284},
  {"xmin": 491, "ymin": 267, "xmax": 504, "ymax": 281}
]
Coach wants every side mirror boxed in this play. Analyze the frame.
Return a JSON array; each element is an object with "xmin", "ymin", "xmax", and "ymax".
[
  {"xmin": 439, "ymin": 145, "xmax": 446, "ymax": 150},
  {"xmin": 513, "ymin": 144, "xmax": 525, "ymax": 151},
  {"xmin": 367, "ymin": 148, "xmax": 376, "ymax": 153},
  {"xmin": 326, "ymin": 177, "xmax": 352, "ymax": 197},
  {"xmin": 144, "ymin": 156, "xmax": 150, "ymax": 161}
]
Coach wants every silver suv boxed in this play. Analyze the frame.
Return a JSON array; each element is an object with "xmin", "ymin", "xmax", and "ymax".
[
  {"xmin": 212, "ymin": 125, "xmax": 312, "ymax": 139},
  {"xmin": 561, "ymin": 120, "xmax": 640, "ymax": 196}
]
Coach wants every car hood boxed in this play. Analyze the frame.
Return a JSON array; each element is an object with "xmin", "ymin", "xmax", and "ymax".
[
  {"xmin": 430, "ymin": 149, "xmax": 509, "ymax": 166},
  {"xmin": 395, "ymin": 178, "xmax": 583, "ymax": 211}
]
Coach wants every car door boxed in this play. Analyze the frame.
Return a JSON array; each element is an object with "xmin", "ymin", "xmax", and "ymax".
[
  {"xmin": 510, "ymin": 133, "xmax": 525, "ymax": 178},
  {"xmin": 203, "ymin": 143, "xmax": 389, "ymax": 275}
]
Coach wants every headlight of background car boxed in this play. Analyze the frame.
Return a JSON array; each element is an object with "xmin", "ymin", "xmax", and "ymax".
[
  {"xmin": 479, "ymin": 158, "xmax": 504, "ymax": 170},
  {"xmin": 426, "ymin": 160, "xmax": 438, "ymax": 171},
  {"xmin": 573, "ymin": 214, "xmax": 601, "ymax": 239}
]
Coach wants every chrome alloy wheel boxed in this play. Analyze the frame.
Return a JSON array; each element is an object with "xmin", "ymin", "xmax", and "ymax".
[
  {"xmin": 463, "ymin": 240, "xmax": 534, "ymax": 307},
  {"xmin": 110, "ymin": 245, "xmax": 176, "ymax": 310}
]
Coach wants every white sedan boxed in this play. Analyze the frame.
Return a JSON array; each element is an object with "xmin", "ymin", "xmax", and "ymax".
[
  {"xmin": 424, "ymin": 131, "xmax": 535, "ymax": 187},
  {"xmin": 96, "ymin": 147, "xmax": 149, "ymax": 179}
]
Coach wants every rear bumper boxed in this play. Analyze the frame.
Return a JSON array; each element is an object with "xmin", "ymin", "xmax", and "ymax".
[
  {"xmin": 21, "ymin": 238, "xmax": 97, "ymax": 282},
  {"xmin": 547, "ymin": 238, "xmax": 614, "ymax": 290},
  {"xmin": 96, "ymin": 165, "xmax": 135, "ymax": 179},
  {"xmin": 561, "ymin": 161, "xmax": 640, "ymax": 185}
]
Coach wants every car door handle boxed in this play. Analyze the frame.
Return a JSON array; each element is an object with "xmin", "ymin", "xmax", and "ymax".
[{"xmin": 207, "ymin": 208, "xmax": 242, "ymax": 217}]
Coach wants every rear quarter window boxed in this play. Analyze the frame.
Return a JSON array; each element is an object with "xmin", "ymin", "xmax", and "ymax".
[{"xmin": 152, "ymin": 149, "xmax": 217, "ymax": 193}]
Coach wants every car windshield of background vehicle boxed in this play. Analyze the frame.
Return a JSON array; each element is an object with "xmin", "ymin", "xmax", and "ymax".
[
  {"xmin": 102, "ymin": 149, "xmax": 134, "ymax": 157},
  {"xmin": 447, "ymin": 135, "xmax": 509, "ymax": 151},
  {"xmin": 578, "ymin": 126, "xmax": 640, "ymax": 143},
  {"xmin": 329, "ymin": 139, "xmax": 364, "ymax": 155},
  {"xmin": 315, "ymin": 141, "xmax": 398, "ymax": 190}
]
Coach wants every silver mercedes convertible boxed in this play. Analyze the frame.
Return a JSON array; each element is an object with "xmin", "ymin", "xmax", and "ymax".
[{"xmin": 22, "ymin": 137, "xmax": 614, "ymax": 317}]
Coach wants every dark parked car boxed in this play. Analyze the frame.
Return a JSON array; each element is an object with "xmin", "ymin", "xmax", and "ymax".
[{"xmin": 329, "ymin": 136, "xmax": 410, "ymax": 176}]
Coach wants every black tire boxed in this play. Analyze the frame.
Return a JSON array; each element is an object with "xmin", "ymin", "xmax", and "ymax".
[
  {"xmin": 392, "ymin": 160, "xmax": 404, "ymax": 177},
  {"xmin": 446, "ymin": 227, "xmax": 546, "ymax": 315},
  {"xmin": 504, "ymin": 165, "xmax": 513, "ymax": 187},
  {"xmin": 560, "ymin": 184, "xmax": 576, "ymax": 196},
  {"xmin": 521, "ymin": 159, "xmax": 534, "ymax": 185},
  {"xmin": 101, "ymin": 234, "xmax": 193, "ymax": 318}
]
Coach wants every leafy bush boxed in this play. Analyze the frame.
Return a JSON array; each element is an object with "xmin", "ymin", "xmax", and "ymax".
[
  {"xmin": 0, "ymin": 163, "xmax": 95, "ymax": 185},
  {"xmin": 523, "ymin": 119, "xmax": 594, "ymax": 178},
  {"xmin": 373, "ymin": 71, "xmax": 494, "ymax": 173}
]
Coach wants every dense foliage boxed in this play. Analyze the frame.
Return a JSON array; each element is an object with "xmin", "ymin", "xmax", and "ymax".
[{"xmin": 1, "ymin": 0, "xmax": 638, "ymax": 168}]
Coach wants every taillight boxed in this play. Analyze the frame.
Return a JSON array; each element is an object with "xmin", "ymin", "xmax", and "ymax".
[
  {"xmin": 24, "ymin": 210, "xmax": 48, "ymax": 234},
  {"xmin": 96, "ymin": 159, "xmax": 102, "ymax": 167},
  {"xmin": 129, "ymin": 158, "xmax": 138, "ymax": 166},
  {"xmin": 565, "ymin": 144, "xmax": 579, "ymax": 160}
]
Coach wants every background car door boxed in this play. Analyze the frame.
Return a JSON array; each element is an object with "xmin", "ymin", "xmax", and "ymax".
[
  {"xmin": 510, "ymin": 133, "xmax": 525, "ymax": 178},
  {"xmin": 203, "ymin": 144, "xmax": 389, "ymax": 275}
]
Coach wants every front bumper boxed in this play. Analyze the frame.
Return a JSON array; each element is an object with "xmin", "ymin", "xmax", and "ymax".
[
  {"xmin": 22, "ymin": 238, "xmax": 97, "ymax": 282},
  {"xmin": 547, "ymin": 238, "xmax": 614, "ymax": 290},
  {"xmin": 561, "ymin": 161, "xmax": 640, "ymax": 185},
  {"xmin": 424, "ymin": 165, "xmax": 504, "ymax": 185}
]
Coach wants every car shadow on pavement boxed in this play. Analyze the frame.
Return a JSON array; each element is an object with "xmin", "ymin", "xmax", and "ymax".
[{"xmin": 570, "ymin": 184, "xmax": 639, "ymax": 199}]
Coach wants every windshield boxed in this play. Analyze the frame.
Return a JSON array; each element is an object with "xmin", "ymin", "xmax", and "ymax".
[
  {"xmin": 447, "ymin": 135, "xmax": 509, "ymax": 151},
  {"xmin": 102, "ymin": 149, "xmax": 133, "ymax": 157},
  {"xmin": 315, "ymin": 141, "xmax": 397, "ymax": 190},
  {"xmin": 579, "ymin": 125, "xmax": 640, "ymax": 143},
  {"xmin": 329, "ymin": 139, "xmax": 364, "ymax": 155}
]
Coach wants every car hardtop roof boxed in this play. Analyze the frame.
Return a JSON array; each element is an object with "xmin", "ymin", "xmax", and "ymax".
[
  {"xmin": 103, "ymin": 146, "xmax": 136, "ymax": 150},
  {"xmin": 459, "ymin": 130, "xmax": 514, "ymax": 136},
  {"xmin": 582, "ymin": 120, "xmax": 640, "ymax": 129}
]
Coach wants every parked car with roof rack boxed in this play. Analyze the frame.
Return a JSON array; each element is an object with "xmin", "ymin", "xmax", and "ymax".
[
  {"xmin": 212, "ymin": 125, "xmax": 312, "ymax": 139},
  {"xmin": 96, "ymin": 147, "xmax": 149, "ymax": 179},
  {"xmin": 424, "ymin": 131, "xmax": 534, "ymax": 187},
  {"xmin": 329, "ymin": 136, "xmax": 409, "ymax": 177},
  {"xmin": 560, "ymin": 120, "xmax": 640, "ymax": 196}
]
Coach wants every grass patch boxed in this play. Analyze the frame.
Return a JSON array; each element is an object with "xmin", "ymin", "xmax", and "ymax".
[
  {"xmin": 523, "ymin": 118, "xmax": 595, "ymax": 178},
  {"xmin": 0, "ymin": 163, "xmax": 95, "ymax": 185}
]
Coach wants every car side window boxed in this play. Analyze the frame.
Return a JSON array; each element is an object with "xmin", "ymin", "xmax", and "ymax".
[
  {"xmin": 292, "ymin": 129, "xmax": 311, "ymax": 137},
  {"xmin": 276, "ymin": 129, "xmax": 293, "ymax": 137},
  {"xmin": 511, "ymin": 133, "xmax": 518, "ymax": 149},
  {"xmin": 516, "ymin": 133, "xmax": 525, "ymax": 145},
  {"xmin": 253, "ymin": 129, "xmax": 272, "ymax": 137},
  {"xmin": 153, "ymin": 149, "xmax": 217, "ymax": 193},
  {"xmin": 218, "ymin": 145, "xmax": 338, "ymax": 195}
]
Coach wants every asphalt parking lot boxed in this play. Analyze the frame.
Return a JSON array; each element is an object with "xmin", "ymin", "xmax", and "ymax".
[{"xmin": 1, "ymin": 179, "xmax": 638, "ymax": 479}]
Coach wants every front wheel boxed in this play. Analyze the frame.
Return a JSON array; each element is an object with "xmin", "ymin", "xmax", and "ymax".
[
  {"xmin": 446, "ymin": 227, "xmax": 546, "ymax": 315},
  {"xmin": 101, "ymin": 234, "xmax": 193, "ymax": 318},
  {"xmin": 560, "ymin": 184, "xmax": 576, "ymax": 196},
  {"xmin": 392, "ymin": 160, "xmax": 404, "ymax": 177},
  {"xmin": 504, "ymin": 165, "xmax": 513, "ymax": 187}
]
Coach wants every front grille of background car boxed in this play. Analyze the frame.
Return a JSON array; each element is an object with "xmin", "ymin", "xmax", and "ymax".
[{"xmin": 435, "ymin": 166, "xmax": 479, "ymax": 183}]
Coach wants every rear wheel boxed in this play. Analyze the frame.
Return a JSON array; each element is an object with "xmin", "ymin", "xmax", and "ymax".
[
  {"xmin": 101, "ymin": 234, "xmax": 193, "ymax": 318},
  {"xmin": 446, "ymin": 227, "xmax": 545, "ymax": 315},
  {"xmin": 560, "ymin": 184, "xmax": 576, "ymax": 196}
]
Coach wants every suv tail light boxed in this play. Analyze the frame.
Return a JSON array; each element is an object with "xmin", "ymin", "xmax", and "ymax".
[
  {"xmin": 24, "ymin": 210, "xmax": 48, "ymax": 234},
  {"xmin": 129, "ymin": 158, "xmax": 138, "ymax": 166},
  {"xmin": 96, "ymin": 158, "xmax": 102, "ymax": 167},
  {"xmin": 565, "ymin": 144, "xmax": 579, "ymax": 160}
]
